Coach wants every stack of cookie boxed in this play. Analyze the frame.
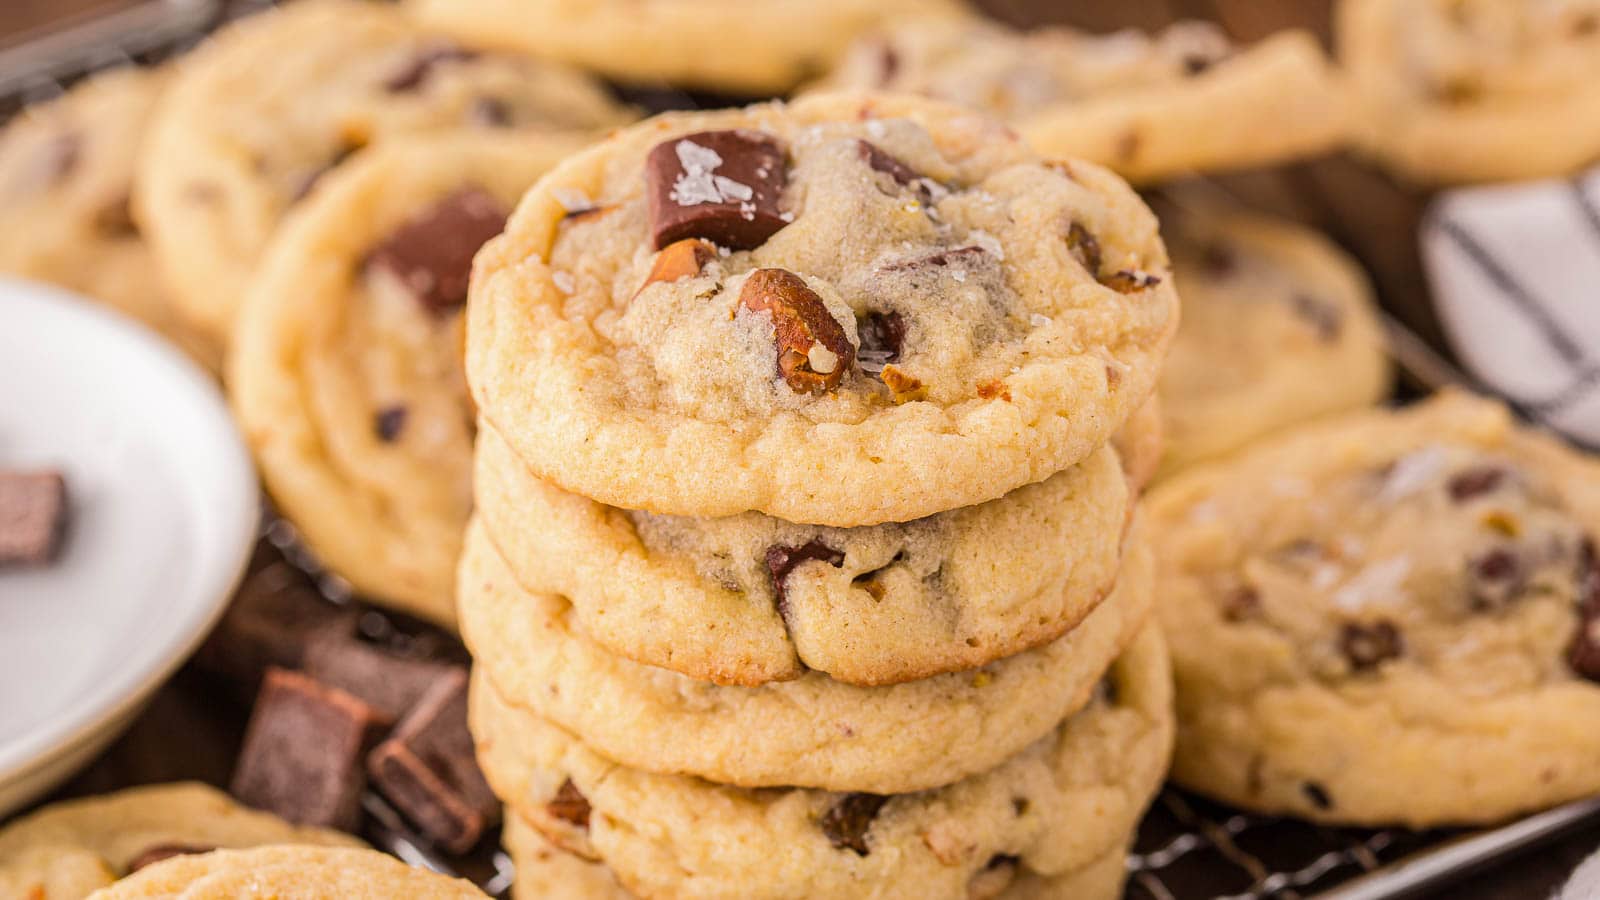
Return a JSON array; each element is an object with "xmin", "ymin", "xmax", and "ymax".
[{"xmin": 459, "ymin": 92, "xmax": 1180, "ymax": 898}]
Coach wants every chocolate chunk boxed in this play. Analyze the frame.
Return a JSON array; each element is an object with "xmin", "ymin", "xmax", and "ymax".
[
  {"xmin": 468, "ymin": 96, "xmax": 511, "ymax": 128},
  {"xmin": 231, "ymin": 668, "xmax": 382, "ymax": 831},
  {"xmin": 1223, "ymin": 585, "xmax": 1262, "ymax": 622},
  {"xmin": 1468, "ymin": 546, "xmax": 1526, "ymax": 611},
  {"xmin": 1302, "ymin": 782, "xmax": 1333, "ymax": 811},
  {"xmin": 1448, "ymin": 466, "xmax": 1507, "ymax": 502},
  {"xmin": 820, "ymin": 793, "xmax": 888, "ymax": 856},
  {"xmin": 547, "ymin": 778, "xmax": 591, "ymax": 829},
  {"xmin": 385, "ymin": 42, "xmax": 478, "ymax": 93},
  {"xmin": 1065, "ymin": 222, "xmax": 1103, "ymax": 276},
  {"xmin": 1199, "ymin": 242, "xmax": 1236, "ymax": 278},
  {"xmin": 94, "ymin": 193, "xmax": 139, "ymax": 238},
  {"xmin": 367, "ymin": 669, "xmax": 498, "ymax": 854},
  {"xmin": 738, "ymin": 268, "xmax": 855, "ymax": 394},
  {"xmin": 365, "ymin": 187, "xmax": 508, "ymax": 315},
  {"xmin": 303, "ymin": 631, "xmax": 457, "ymax": 721},
  {"xmin": 1101, "ymin": 270, "xmax": 1162, "ymax": 293},
  {"xmin": 373, "ymin": 406, "xmax": 407, "ymax": 443},
  {"xmin": 765, "ymin": 539, "xmax": 846, "ymax": 619},
  {"xmin": 0, "ymin": 470, "xmax": 67, "ymax": 566},
  {"xmin": 1569, "ymin": 543, "xmax": 1600, "ymax": 681},
  {"xmin": 881, "ymin": 246, "xmax": 988, "ymax": 274},
  {"xmin": 645, "ymin": 130, "xmax": 788, "ymax": 250},
  {"xmin": 1291, "ymin": 293, "xmax": 1342, "ymax": 341},
  {"xmin": 126, "ymin": 844, "xmax": 214, "ymax": 874},
  {"xmin": 1339, "ymin": 620, "xmax": 1404, "ymax": 671},
  {"xmin": 857, "ymin": 311, "xmax": 906, "ymax": 363},
  {"xmin": 857, "ymin": 140, "xmax": 939, "ymax": 205},
  {"xmin": 195, "ymin": 558, "xmax": 357, "ymax": 689}
]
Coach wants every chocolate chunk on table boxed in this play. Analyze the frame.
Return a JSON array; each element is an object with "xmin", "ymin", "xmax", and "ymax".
[
  {"xmin": 231, "ymin": 668, "xmax": 383, "ymax": 831},
  {"xmin": 195, "ymin": 557, "xmax": 358, "ymax": 690},
  {"xmin": 303, "ymin": 631, "xmax": 458, "ymax": 722},
  {"xmin": 365, "ymin": 187, "xmax": 509, "ymax": 314},
  {"xmin": 645, "ymin": 129, "xmax": 789, "ymax": 250},
  {"xmin": 0, "ymin": 469, "xmax": 67, "ymax": 566},
  {"xmin": 367, "ymin": 669, "xmax": 498, "ymax": 854}
]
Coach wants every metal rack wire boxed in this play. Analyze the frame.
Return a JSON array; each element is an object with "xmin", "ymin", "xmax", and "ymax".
[{"xmin": 4, "ymin": 3, "xmax": 1598, "ymax": 898}]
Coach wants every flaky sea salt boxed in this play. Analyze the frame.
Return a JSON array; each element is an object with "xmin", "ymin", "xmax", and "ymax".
[
  {"xmin": 1331, "ymin": 556, "xmax": 1411, "ymax": 612},
  {"xmin": 552, "ymin": 186, "xmax": 591, "ymax": 212},
  {"xmin": 552, "ymin": 271, "xmax": 576, "ymax": 294},
  {"xmin": 668, "ymin": 140, "xmax": 757, "ymax": 208},
  {"xmin": 1030, "ymin": 313, "xmax": 1052, "ymax": 327},
  {"xmin": 1379, "ymin": 445, "xmax": 1446, "ymax": 503}
]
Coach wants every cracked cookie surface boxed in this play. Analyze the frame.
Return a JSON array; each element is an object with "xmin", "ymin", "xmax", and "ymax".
[
  {"xmin": 815, "ymin": 19, "xmax": 1346, "ymax": 182},
  {"xmin": 458, "ymin": 517, "xmax": 1153, "ymax": 793},
  {"xmin": 136, "ymin": 0, "xmax": 631, "ymax": 344},
  {"xmin": 1151, "ymin": 391, "xmax": 1600, "ymax": 826},
  {"xmin": 230, "ymin": 132, "xmax": 585, "ymax": 627},
  {"xmin": 472, "ymin": 624, "xmax": 1172, "ymax": 900},
  {"xmin": 1339, "ymin": 0, "xmax": 1600, "ymax": 183},
  {"xmin": 0, "ymin": 783, "xmax": 360, "ymax": 900},
  {"xmin": 467, "ymin": 93, "xmax": 1177, "ymax": 525}
]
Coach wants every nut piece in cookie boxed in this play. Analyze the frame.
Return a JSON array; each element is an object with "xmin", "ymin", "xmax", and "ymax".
[
  {"xmin": 637, "ymin": 237, "xmax": 716, "ymax": 296},
  {"xmin": 365, "ymin": 187, "xmax": 508, "ymax": 314},
  {"xmin": 645, "ymin": 130, "xmax": 788, "ymax": 250},
  {"xmin": 738, "ymin": 268, "xmax": 855, "ymax": 394},
  {"xmin": 231, "ymin": 668, "xmax": 384, "ymax": 831},
  {"xmin": 0, "ymin": 469, "xmax": 67, "ymax": 566}
]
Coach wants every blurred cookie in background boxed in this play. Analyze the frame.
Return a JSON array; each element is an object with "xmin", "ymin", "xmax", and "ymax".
[
  {"xmin": 0, "ymin": 66, "xmax": 220, "ymax": 371},
  {"xmin": 1152, "ymin": 192, "xmax": 1390, "ymax": 478},
  {"xmin": 816, "ymin": 17, "xmax": 1347, "ymax": 182},
  {"xmin": 405, "ymin": 0, "xmax": 974, "ymax": 95},
  {"xmin": 1339, "ymin": 0, "xmax": 1600, "ymax": 184},
  {"xmin": 136, "ymin": 0, "xmax": 633, "ymax": 347}
]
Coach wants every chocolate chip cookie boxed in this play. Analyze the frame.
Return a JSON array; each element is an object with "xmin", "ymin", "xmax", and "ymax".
[
  {"xmin": 459, "ymin": 516, "xmax": 1153, "ymax": 793},
  {"xmin": 405, "ymin": 0, "xmax": 972, "ymax": 94},
  {"xmin": 1339, "ymin": 0, "xmax": 1600, "ymax": 183},
  {"xmin": 1153, "ymin": 200, "xmax": 1390, "ymax": 478},
  {"xmin": 474, "ymin": 419, "xmax": 1132, "ymax": 685},
  {"xmin": 467, "ymin": 93, "xmax": 1178, "ymax": 526},
  {"xmin": 88, "ymin": 845, "xmax": 488, "ymax": 898},
  {"xmin": 135, "ymin": 0, "xmax": 632, "ymax": 345},
  {"xmin": 0, "ymin": 783, "xmax": 360, "ymax": 900},
  {"xmin": 815, "ymin": 19, "xmax": 1347, "ymax": 182},
  {"xmin": 229, "ymin": 132, "xmax": 585, "ymax": 626},
  {"xmin": 0, "ymin": 66, "xmax": 218, "ymax": 371},
  {"xmin": 1151, "ymin": 391, "xmax": 1600, "ymax": 826},
  {"xmin": 473, "ymin": 623, "xmax": 1172, "ymax": 900}
]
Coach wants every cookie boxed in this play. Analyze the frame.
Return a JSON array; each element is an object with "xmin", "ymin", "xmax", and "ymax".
[
  {"xmin": 85, "ymin": 845, "xmax": 487, "ymax": 899},
  {"xmin": 0, "ymin": 782, "xmax": 361, "ymax": 900},
  {"xmin": 1152, "ymin": 200, "xmax": 1390, "ymax": 478},
  {"xmin": 1338, "ymin": 0, "xmax": 1600, "ymax": 184},
  {"xmin": 467, "ymin": 92, "xmax": 1178, "ymax": 526},
  {"xmin": 459, "ymin": 516, "xmax": 1152, "ymax": 793},
  {"xmin": 404, "ymin": 0, "xmax": 971, "ymax": 95},
  {"xmin": 502, "ymin": 816, "xmax": 1132, "ymax": 900},
  {"xmin": 1150, "ymin": 391, "xmax": 1600, "ymax": 826},
  {"xmin": 135, "ymin": 0, "xmax": 632, "ymax": 345},
  {"xmin": 229, "ymin": 132, "xmax": 587, "ymax": 626},
  {"xmin": 474, "ymin": 419, "xmax": 1131, "ymax": 685},
  {"xmin": 0, "ymin": 67, "xmax": 219, "ymax": 371},
  {"xmin": 472, "ymin": 623, "xmax": 1172, "ymax": 900},
  {"xmin": 815, "ymin": 19, "xmax": 1346, "ymax": 183}
]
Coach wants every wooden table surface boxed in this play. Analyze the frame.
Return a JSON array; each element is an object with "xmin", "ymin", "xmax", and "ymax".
[{"xmin": 6, "ymin": 1, "xmax": 1597, "ymax": 897}]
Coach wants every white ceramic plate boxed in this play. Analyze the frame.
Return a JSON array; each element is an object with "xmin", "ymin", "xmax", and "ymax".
[{"xmin": 0, "ymin": 278, "xmax": 257, "ymax": 816}]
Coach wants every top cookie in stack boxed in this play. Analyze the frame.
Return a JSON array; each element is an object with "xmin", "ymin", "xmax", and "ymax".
[{"xmin": 461, "ymin": 92, "xmax": 1178, "ymax": 898}]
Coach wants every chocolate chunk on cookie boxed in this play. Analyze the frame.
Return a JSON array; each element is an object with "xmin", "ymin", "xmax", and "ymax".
[
  {"xmin": 819, "ymin": 793, "xmax": 888, "ymax": 856},
  {"xmin": 231, "ymin": 668, "xmax": 383, "ymax": 831},
  {"xmin": 367, "ymin": 669, "xmax": 498, "ymax": 853},
  {"xmin": 645, "ymin": 130, "xmax": 788, "ymax": 250},
  {"xmin": 126, "ymin": 843, "xmax": 216, "ymax": 874},
  {"xmin": 764, "ymin": 539, "xmax": 846, "ymax": 618},
  {"xmin": 0, "ymin": 469, "xmax": 67, "ymax": 566},
  {"xmin": 365, "ymin": 187, "xmax": 508, "ymax": 314}
]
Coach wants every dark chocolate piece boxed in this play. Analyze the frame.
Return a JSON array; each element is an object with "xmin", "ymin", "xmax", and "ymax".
[
  {"xmin": 195, "ymin": 557, "xmax": 357, "ymax": 688},
  {"xmin": 126, "ymin": 843, "xmax": 215, "ymax": 874},
  {"xmin": 367, "ymin": 669, "xmax": 498, "ymax": 854},
  {"xmin": 1467, "ymin": 546, "xmax": 1526, "ymax": 611},
  {"xmin": 1447, "ymin": 466, "xmax": 1507, "ymax": 502},
  {"xmin": 1338, "ymin": 620, "xmax": 1404, "ymax": 671},
  {"xmin": 857, "ymin": 140, "xmax": 932, "ymax": 204},
  {"xmin": 548, "ymin": 778, "xmax": 591, "ymax": 829},
  {"xmin": 819, "ymin": 793, "xmax": 888, "ymax": 856},
  {"xmin": 365, "ymin": 187, "xmax": 508, "ymax": 315},
  {"xmin": 765, "ymin": 539, "xmax": 846, "ymax": 619},
  {"xmin": 1570, "ymin": 543, "xmax": 1600, "ymax": 681},
  {"xmin": 645, "ymin": 130, "xmax": 788, "ymax": 250},
  {"xmin": 231, "ymin": 668, "xmax": 382, "ymax": 831},
  {"xmin": 303, "ymin": 631, "xmax": 457, "ymax": 721},
  {"xmin": 374, "ymin": 405, "xmax": 408, "ymax": 443},
  {"xmin": 857, "ymin": 311, "xmax": 906, "ymax": 363},
  {"xmin": 385, "ymin": 42, "xmax": 478, "ymax": 93},
  {"xmin": 1065, "ymin": 222, "xmax": 1103, "ymax": 276},
  {"xmin": 1101, "ymin": 269, "xmax": 1162, "ymax": 293},
  {"xmin": 0, "ymin": 470, "xmax": 67, "ymax": 566},
  {"xmin": 880, "ymin": 246, "xmax": 988, "ymax": 274}
]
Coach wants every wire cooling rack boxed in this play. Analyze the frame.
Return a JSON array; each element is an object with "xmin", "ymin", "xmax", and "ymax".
[{"xmin": 5, "ymin": 3, "xmax": 1599, "ymax": 898}]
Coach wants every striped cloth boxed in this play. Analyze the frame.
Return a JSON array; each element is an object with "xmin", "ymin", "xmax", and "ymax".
[{"xmin": 1422, "ymin": 169, "xmax": 1600, "ymax": 448}]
